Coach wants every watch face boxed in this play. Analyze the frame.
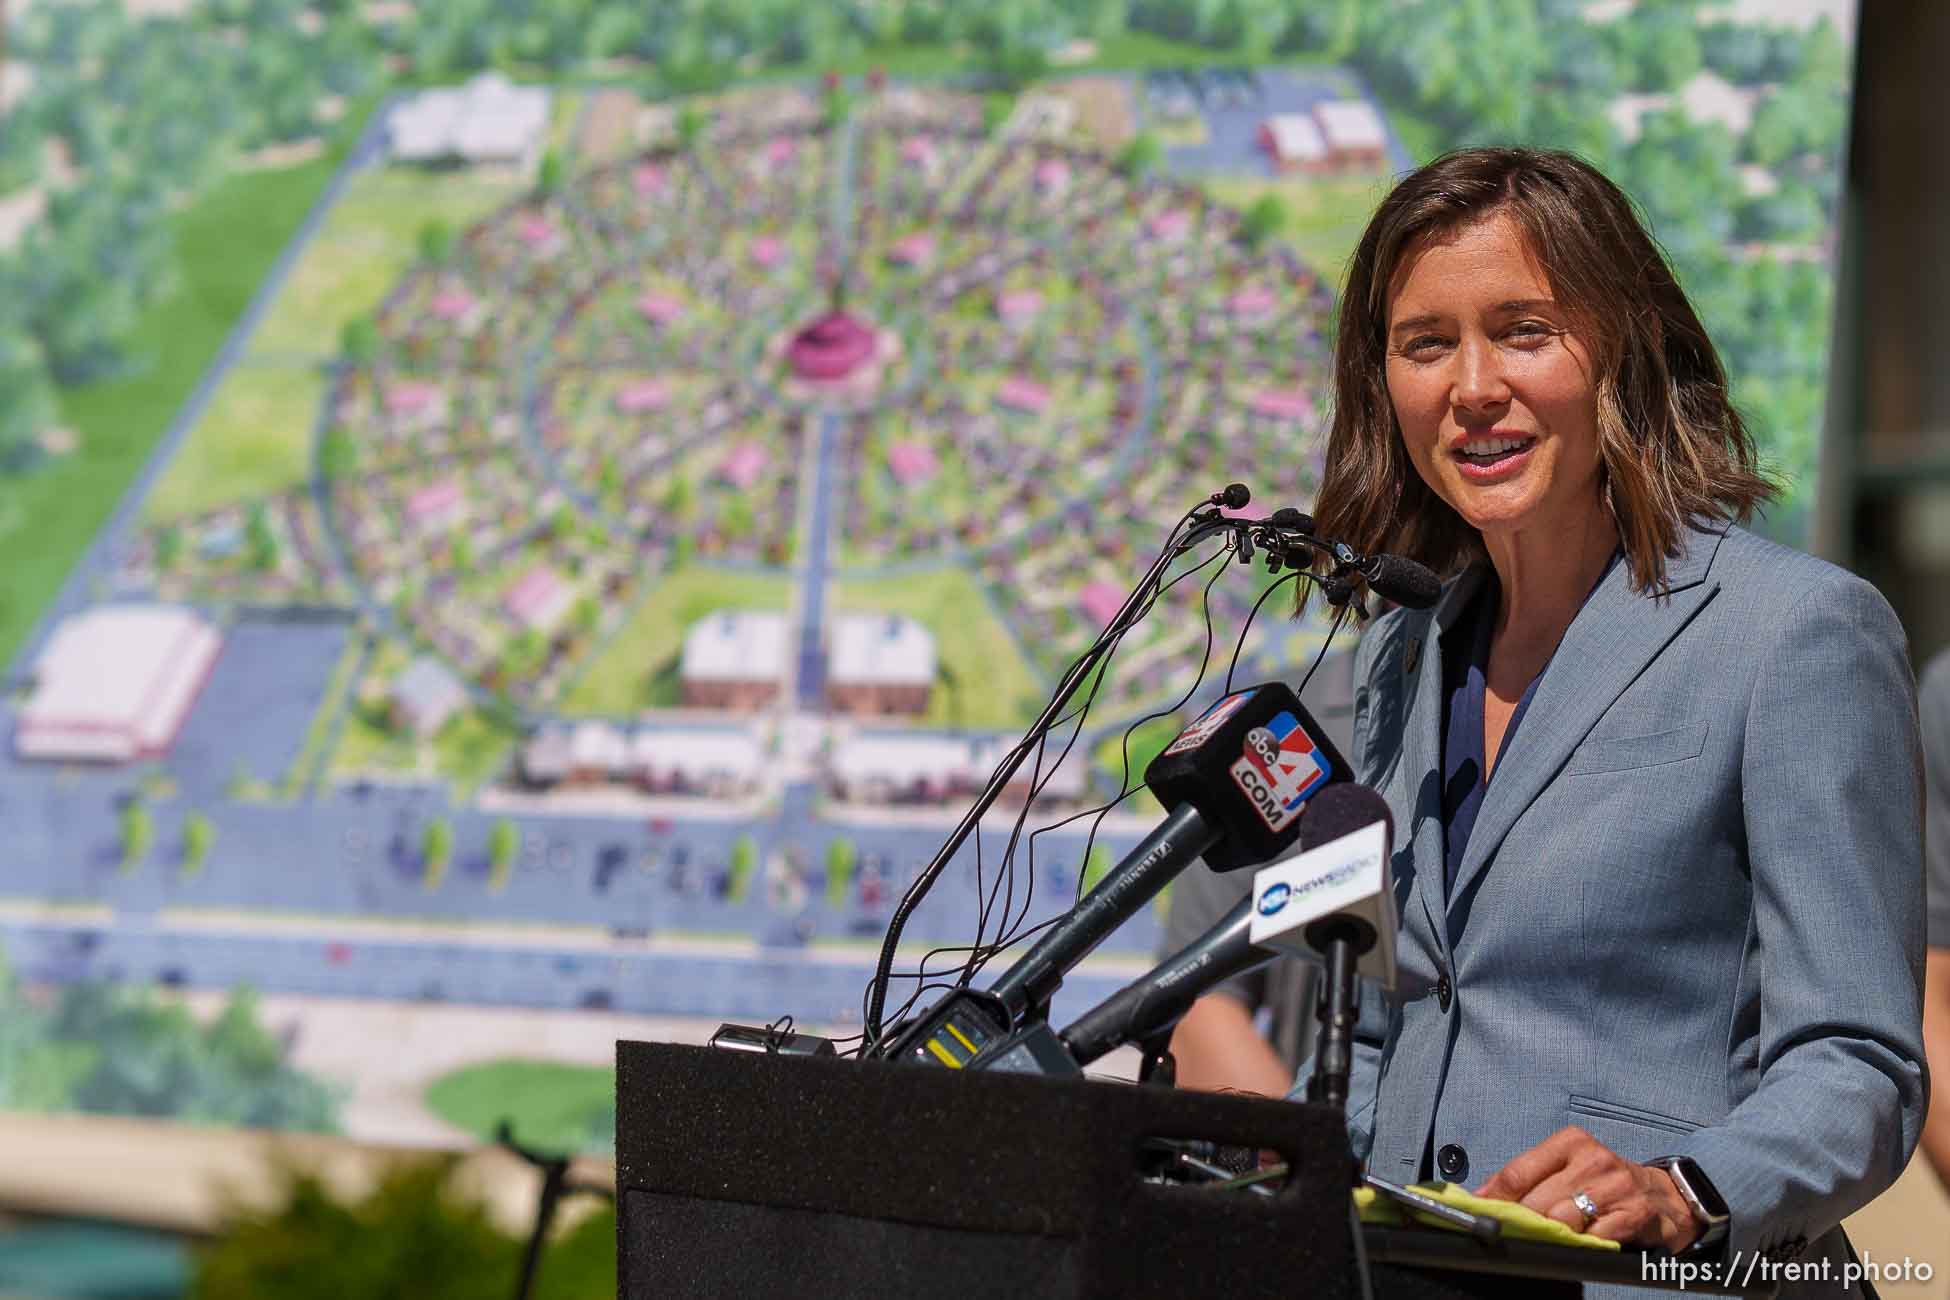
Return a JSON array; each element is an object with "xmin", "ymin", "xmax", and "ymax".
[{"xmin": 1665, "ymin": 1158, "xmax": 1729, "ymax": 1220}]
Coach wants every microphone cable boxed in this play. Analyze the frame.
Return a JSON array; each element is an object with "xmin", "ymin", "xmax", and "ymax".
[
  {"xmin": 859, "ymin": 502, "xmax": 1224, "ymax": 1039},
  {"xmin": 966, "ymin": 539, "xmax": 1236, "ymax": 987},
  {"xmin": 946, "ymin": 534, "xmax": 1239, "ymax": 1001}
]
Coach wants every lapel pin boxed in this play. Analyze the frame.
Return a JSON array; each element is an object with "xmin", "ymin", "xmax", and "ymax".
[{"xmin": 1403, "ymin": 637, "xmax": 1422, "ymax": 675}]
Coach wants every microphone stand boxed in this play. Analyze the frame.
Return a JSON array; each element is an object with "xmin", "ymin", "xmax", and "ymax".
[
  {"xmin": 1302, "ymin": 926, "xmax": 1506, "ymax": 1242},
  {"xmin": 1303, "ymin": 916, "xmax": 1375, "ymax": 1110},
  {"xmin": 496, "ymin": 1121, "xmax": 614, "ymax": 1300}
]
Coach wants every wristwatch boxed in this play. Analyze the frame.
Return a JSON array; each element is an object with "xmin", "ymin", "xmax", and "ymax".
[{"xmin": 1647, "ymin": 1156, "xmax": 1730, "ymax": 1252}]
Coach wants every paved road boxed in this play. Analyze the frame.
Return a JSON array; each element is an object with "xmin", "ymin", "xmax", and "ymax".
[
  {"xmin": 795, "ymin": 410, "xmax": 840, "ymax": 709},
  {"xmin": 0, "ymin": 913, "xmax": 1146, "ymax": 1029}
]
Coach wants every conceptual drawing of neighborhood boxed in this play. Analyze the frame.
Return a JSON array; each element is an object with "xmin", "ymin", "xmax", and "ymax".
[{"xmin": 0, "ymin": 0, "xmax": 1850, "ymax": 1146}]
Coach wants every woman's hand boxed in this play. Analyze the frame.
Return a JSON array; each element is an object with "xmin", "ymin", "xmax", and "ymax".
[{"xmin": 1473, "ymin": 1126, "xmax": 1703, "ymax": 1252}]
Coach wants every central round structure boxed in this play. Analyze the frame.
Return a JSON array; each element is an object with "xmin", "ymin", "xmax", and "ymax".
[{"xmin": 787, "ymin": 310, "xmax": 877, "ymax": 383}]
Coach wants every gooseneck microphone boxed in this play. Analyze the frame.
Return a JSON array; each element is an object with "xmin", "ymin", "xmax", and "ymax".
[
  {"xmin": 873, "ymin": 681, "xmax": 1349, "ymax": 1066},
  {"xmin": 1054, "ymin": 783, "xmax": 1395, "ymax": 1068}
]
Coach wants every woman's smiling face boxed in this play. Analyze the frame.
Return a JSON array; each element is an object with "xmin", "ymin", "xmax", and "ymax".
[{"xmin": 1384, "ymin": 212, "xmax": 1605, "ymax": 546}]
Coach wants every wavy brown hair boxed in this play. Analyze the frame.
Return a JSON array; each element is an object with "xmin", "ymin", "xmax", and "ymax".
[{"xmin": 1305, "ymin": 146, "xmax": 1776, "ymax": 614}]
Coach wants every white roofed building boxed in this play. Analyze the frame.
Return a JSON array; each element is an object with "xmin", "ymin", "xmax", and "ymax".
[
  {"xmin": 627, "ymin": 727, "xmax": 762, "ymax": 798},
  {"xmin": 15, "ymin": 606, "xmax": 222, "ymax": 763},
  {"xmin": 1257, "ymin": 113, "xmax": 1328, "ymax": 172},
  {"xmin": 390, "ymin": 73, "xmax": 551, "ymax": 170},
  {"xmin": 516, "ymin": 723, "xmax": 762, "ymax": 798},
  {"xmin": 388, "ymin": 655, "xmax": 467, "ymax": 739},
  {"xmin": 827, "ymin": 614, "xmax": 934, "ymax": 717},
  {"xmin": 827, "ymin": 732, "xmax": 1088, "ymax": 807},
  {"xmin": 680, "ymin": 611, "xmax": 789, "ymax": 712},
  {"xmin": 1311, "ymin": 99, "xmax": 1388, "ymax": 171}
]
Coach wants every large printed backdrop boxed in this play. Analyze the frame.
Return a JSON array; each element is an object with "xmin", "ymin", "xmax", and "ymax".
[{"xmin": 0, "ymin": 1, "xmax": 1855, "ymax": 1151}]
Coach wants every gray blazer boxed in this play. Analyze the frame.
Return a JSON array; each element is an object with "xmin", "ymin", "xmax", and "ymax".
[{"xmin": 1300, "ymin": 520, "xmax": 1926, "ymax": 1298}]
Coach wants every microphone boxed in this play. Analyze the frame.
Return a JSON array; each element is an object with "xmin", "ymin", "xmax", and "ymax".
[
  {"xmin": 1053, "ymin": 783, "xmax": 1394, "ymax": 1069},
  {"xmin": 1355, "ymin": 553, "xmax": 1440, "ymax": 610},
  {"xmin": 1267, "ymin": 507, "xmax": 1315, "ymax": 533},
  {"xmin": 874, "ymin": 682, "xmax": 1349, "ymax": 1066},
  {"xmin": 1212, "ymin": 483, "xmax": 1251, "ymax": 509},
  {"xmin": 1248, "ymin": 782, "xmax": 1397, "ymax": 1108}
]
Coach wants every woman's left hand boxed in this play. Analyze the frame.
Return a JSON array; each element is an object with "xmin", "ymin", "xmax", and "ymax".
[{"xmin": 1473, "ymin": 1126, "xmax": 1702, "ymax": 1252}]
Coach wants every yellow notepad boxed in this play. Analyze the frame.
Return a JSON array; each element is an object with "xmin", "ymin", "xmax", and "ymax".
[{"xmin": 1355, "ymin": 1182, "xmax": 1621, "ymax": 1251}]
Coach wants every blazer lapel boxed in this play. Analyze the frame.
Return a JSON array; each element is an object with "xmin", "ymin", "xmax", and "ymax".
[
  {"xmin": 1444, "ymin": 522, "xmax": 1729, "ymax": 923},
  {"xmin": 1405, "ymin": 566, "xmax": 1489, "ymax": 964}
]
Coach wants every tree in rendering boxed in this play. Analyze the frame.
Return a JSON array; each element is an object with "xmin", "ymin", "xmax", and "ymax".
[{"xmin": 422, "ymin": 818, "xmax": 455, "ymax": 890}]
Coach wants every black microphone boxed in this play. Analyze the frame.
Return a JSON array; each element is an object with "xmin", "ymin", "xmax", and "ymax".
[
  {"xmin": 1213, "ymin": 483, "xmax": 1251, "ymax": 509},
  {"xmin": 1356, "ymin": 553, "xmax": 1441, "ymax": 609},
  {"xmin": 875, "ymin": 682, "xmax": 1349, "ymax": 1066},
  {"xmin": 1267, "ymin": 507, "xmax": 1315, "ymax": 533},
  {"xmin": 1054, "ymin": 783, "xmax": 1393, "ymax": 1068}
]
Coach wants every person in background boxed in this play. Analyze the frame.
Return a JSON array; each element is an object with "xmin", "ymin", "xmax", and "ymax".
[{"xmin": 1158, "ymin": 650, "xmax": 1355, "ymax": 1095}]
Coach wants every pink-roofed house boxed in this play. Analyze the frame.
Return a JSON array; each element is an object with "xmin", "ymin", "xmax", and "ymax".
[
  {"xmin": 900, "ymin": 135, "xmax": 938, "ymax": 169},
  {"xmin": 383, "ymin": 381, "xmax": 448, "ymax": 431},
  {"xmin": 429, "ymin": 286, "xmax": 480, "ymax": 329},
  {"xmin": 1147, "ymin": 208, "xmax": 1193, "ymax": 242},
  {"xmin": 766, "ymin": 136, "xmax": 797, "ymax": 167},
  {"xmin": 636, "ymin": 293, "xmax": 685, "ymax": 327},
  {"xmin": 517, "ymin": 214, "xmax": 563, "ymax": 256},
  {"xmin": 886, "ymin": 441, "xmax": 938, "ymax": 487},
  {"xmin": 632, "ymin": 163, "xmax": 667, "ymax": 197},
  {"xmin": 995, "ymin": 289, "xmax": 1043, "ymax": 325},
  {"xmin": 887, "ymin": 232, "xmax": 934, "ymax": 268},
  {"xmin": 717, "ymin": 441, "xmax": 768, "ymax": 490},
  {"xmin": 1228, "ymin": 285, "xmax": 1278, "ymax": 323},
  {"xmin": 406, "ymin": 478, "xmax": 466, "ymax": 533},
  {"xmin": 1079, "ymin": 580, "xmax": 1125, "ymax": 630},
  {"xmin": 1251, "ymin": 388, "xmax": 1315, "ymax": 424},
  {"xmin": 504, "ymin": 567, "xmax": 574, "ymax": 633},
  {"xmin": 750, "ymin": 235, "xmax": 785, "ymax": 269},
  {"xmin": 614, "ymin": 378, "xmax": 672, "ymax": 414},
  {"xmin": 995, "ymin": 375, "xmax": 1051, "ymax": 415},
  {"xmin": 1033, "ymin": 158, "xmax": 1071, "ymax": 196}
]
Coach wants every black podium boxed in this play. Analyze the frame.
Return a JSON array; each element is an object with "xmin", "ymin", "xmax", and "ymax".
[{"xmin": 616, "ymin": 1041, "xmax": 1771, "ymax": 1299}]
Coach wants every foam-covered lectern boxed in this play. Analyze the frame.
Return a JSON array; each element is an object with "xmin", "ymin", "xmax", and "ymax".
[{"xmin": 616, "ymin": 1041, "xmax": 1734, "ymax": 1299}]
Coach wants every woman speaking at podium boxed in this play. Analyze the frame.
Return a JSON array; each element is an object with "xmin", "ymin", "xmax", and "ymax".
[{"xmin": 1294, "ymin": 147, "xmax": 1924, "ymax": 1294}]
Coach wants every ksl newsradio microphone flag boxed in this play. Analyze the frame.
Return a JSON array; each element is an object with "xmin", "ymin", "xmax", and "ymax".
[{"xmin": 879, "ymin": 681, "xmax": 1348, "ymax": 1068}]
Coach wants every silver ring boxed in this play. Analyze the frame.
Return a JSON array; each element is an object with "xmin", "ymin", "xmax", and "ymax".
[{"xmin": 1572, "ymin": 1191, "xmax": 1600, "ymax": 1225}]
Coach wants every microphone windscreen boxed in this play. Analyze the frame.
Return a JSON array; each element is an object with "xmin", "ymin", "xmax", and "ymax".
[
  {"xmin": 1220, "ymin": 482, "xmax": 1251, "ymax": 509},
  {"xmin": 1363, "ymin": 554, "xmax": 1442, "ymax": 610},
  {"xmin": 1268, "ymin": 507, "xmax": 1315, "ymax": 533},
  {"xmin": 1293, "ymin": 782, "xmax": 1393, "ymax": 854}
]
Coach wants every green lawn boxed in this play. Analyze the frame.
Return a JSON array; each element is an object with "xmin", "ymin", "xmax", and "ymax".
[
  {"xmin": 559, "ymin": 565, "xmax": 793, "ymax": 715},
  {"xmin": 330, "ymin": 696, "xmax": 518, "ymax": 797},
  {"xmin": 828, "ymin": 567, "xmax": 1046, "ymax": 731},
  {"xmin": 423, "ymin": 1058, "xmax": 615, "ymax": 1156},
  {"xmin": 142, "ymin": 361, "xmax": 327, "ymax": 522},
  {"xmin": 247, "ymin": 167, "xmax": 525, "ymax": 358},
  {"xmin": 325, "ymin": 637, "xmax": 518, "ymax": 796},
  {"xmin": 1203, "ymin": 173, "xmax": 1388, "ymax": 290},
  {"xmin": 0, "ymin": 152, "xmax": 345, "ymax": 668}
]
